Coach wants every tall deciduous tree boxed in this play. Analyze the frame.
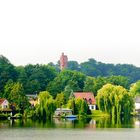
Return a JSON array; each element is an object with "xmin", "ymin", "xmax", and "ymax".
[
  {"xmin": 4, "ymin": 81, "xmax": 28, "ymax": 112},
  {"xmin": 55, "ymin": 93, "xmax": 65, "ymax": 108},
  {"xmin": 107, "ymin": 76, "xmax": 130, "ymax": 89},
  {"xmin": 0, "ymin": 55, "xmax": 17, "ymax": 94},
  {"xmin": 35, "ymin": 91, "xmax": 56, "ymax": 119},
  {"xmin": 83, "ymin": 77, "xmax": 95, "ymax": 93},
  {"xmin": 67, "ymin": 61, "xmax": 80, "ymax": 71},
  {"xmin": 96, "ymin": 84, "xmax": 134, "ymax": 119},
  {"xmin": 46, "ymin": 70, "xmax": 86, "ymax": 98},
  {"xmin": 130, "ymin": 80, "xmax": 140, "ymax": 96},
  {"xmin": 17, "ymin": 64, "xmax": 58, "ymax": 94}
]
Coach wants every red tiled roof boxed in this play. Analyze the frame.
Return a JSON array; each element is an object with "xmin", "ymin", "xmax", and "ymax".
[
  {"xmin": 73, "ymin": 92, "xmax": 96, "ymax": 104},
  {"xmin": 0, "ymin": 98, "xmax": 6, "ymax": 105}
]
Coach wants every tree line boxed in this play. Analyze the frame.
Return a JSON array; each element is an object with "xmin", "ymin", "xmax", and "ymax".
[
  {"xmin": 1, "ymin": 55, "xmax": 140, "ymax": 119},
  {"xmin": 0, "ymin": 55, "xmax": 134, "ymax": 98},
  {"xmin": 66, "ymin": 58, "xmax": 140, "ymax": 83}
]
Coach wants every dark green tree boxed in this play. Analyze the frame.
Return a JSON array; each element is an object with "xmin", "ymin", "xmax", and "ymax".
[
  {"xmin": 18, "ymin": 64, "xmax": 58, "ymax": 94},
  {"xmin": 46, "ymin": 70, "xmax": 86, "ymax": 98},
  {"xmin": 4, "ymin": 81, "xmax": 29, "ymax": 112},
  {"xmin": 107, "ymin": 75, "xmax": 130, "ymax": 89},
  {"xmin": 0, "ymin": 55, "xmax": 18, "ymax": 94},
  {"xmin": 83, "ymin": 77, "xmax": 95, "ymax": 93},
  {"xmin": 67, "ymin": 61, "xmax": 80, "ymax": 71}
]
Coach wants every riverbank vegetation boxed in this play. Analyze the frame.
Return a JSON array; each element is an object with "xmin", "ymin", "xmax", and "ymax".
[
  {"xmin": 96, "ymin": 84, "xmax": 134, "ymax": 120},
  {"xmin": 0, "ymin": 55, "xmax": 140, "ymax": 120}
]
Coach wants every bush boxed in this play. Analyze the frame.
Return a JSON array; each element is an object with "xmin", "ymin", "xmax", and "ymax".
[
  {"xmin": 14, "ymin": 113, "xmax": 22, "ymax": 118},
  {"xmin": 0, "ymin": 114, "xmax": 8, "ymax": 120}
]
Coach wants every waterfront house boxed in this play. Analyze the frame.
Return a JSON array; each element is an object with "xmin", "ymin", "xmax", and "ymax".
[
  {"xmin": 26, "ymin": 94, "xmax": 38, "ymax": 107},
  {"xmin": 135, "ymin": 96, "xmax": 140, "ymax": 111},
  {"xmin": 72, "ymin": 92, "xmax": 96, "ymax": 110},
  {"xmin": 0, "ymin": 98, "xmax": 9, "ymax": 110}
]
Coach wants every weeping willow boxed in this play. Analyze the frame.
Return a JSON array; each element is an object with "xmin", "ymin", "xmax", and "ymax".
[
  {"xmin": 96, "ymin": 84, "xmax": 134, "ymax": 120},
  {"xmin": 35, "ymin": 91, "xmax": 56, "ymax": 119}
]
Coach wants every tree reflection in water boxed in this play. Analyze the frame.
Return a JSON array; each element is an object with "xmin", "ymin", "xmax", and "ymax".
[{"xmin": 1, "ymin": 116, "xmax": 140, "ymax": 129}]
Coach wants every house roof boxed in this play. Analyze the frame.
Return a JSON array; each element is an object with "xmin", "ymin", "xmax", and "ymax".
[
  {"xmin": 0, "ymin": 98, "xmax": 7, "ymax": 105},
  {"xmin": 73, "ymin": 92, "xmax": 96, "ymax": 104}
]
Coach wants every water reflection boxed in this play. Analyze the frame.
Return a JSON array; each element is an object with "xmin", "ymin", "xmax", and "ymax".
[{"xmin": 1, "ymin": 116, "xmax": 140, "ymax": 129}]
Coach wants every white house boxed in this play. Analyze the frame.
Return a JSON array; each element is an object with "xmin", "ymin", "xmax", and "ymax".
[
  {"xmin": 135, "ymin": 96, "xmax": 140, "ymax": 110},
  {"xmin": 0, "ymin": 98, "xmax": 9, "ymax": 109}
]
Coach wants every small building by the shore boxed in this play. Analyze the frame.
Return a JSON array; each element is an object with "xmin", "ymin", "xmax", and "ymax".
[
  {"xmin": 54, "ymin": 108, "xmax": 72, "ymax": 117},
  {"xmin": 0, "ymin": 98, "xmax": 11, "ymax": 113},
  {"xmin": 0, "ymin": 98, "xmax": 9, "ymax": 110},
  {"xmin": 26, "ymin": 94, "xmax": 38, "ymax": 107}
]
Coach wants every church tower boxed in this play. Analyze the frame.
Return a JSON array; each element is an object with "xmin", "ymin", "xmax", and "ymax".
[{"xmin": 60, "ymin": 53, "xmax": 68, "ymax": 70}]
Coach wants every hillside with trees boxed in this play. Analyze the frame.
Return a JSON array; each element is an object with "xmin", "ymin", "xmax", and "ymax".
[
  {"xmin": 0, "ymin": 55, "xmax": 139, "ymax": 119},
  {"xmin": 66, "ymin": 59, "xmax": 140, "ymax": 83},
  {"xmin": 1, "ymin": 55, "xmax": 140, "ymax": 98}
]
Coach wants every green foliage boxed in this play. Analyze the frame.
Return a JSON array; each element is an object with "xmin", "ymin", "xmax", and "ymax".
[
  {"xmin": 96, "ymin": 84, "xmax": 134, "ymax": 119},
  {"xmin": 0, "ymin": 55, "xmax": 18, "ymax": 93},
  {"xmin": 3, "ymin": 80, "xmax": 29, "ymax": 112},
  {"xmin": 67, "ymin": 98, "xmax": 91, "ymax": 115},
  {"xmin": 0, "ymin": 55, "xmax": 58, "ymax": 97},
  {"xmin": 46, "ymin": 70, "xmax": 86, "ymax": 98},
  {"xmin": 0, "ymin": 55, "xmax": 138, "ymax": 120},
  {"xmin": 63, "ymin": 85, "xmax": 73, "ymax": 101},
  {"xmin": 24, "ymin": 108, "xmax": 36, "ymax": 118},
  {"xmin": 0, "ymin": 114, "xmax": 9, "ymax": 120},
  {"xmin": 91, "ymin": 77, "xmax": 107, "ymax": 95},
  {"xmin": 14, "ymin": 113, "xmax": 23, "ymax": 118},
  {"xmin": 66, "ymin": 59, "xmax": 140, "ymax": 83},
  {"xmin": 22, "ymin": 64, "xmax": 57, "ymax": 94},
  {"xmin": 74, "ymin": 98, "xmax": 83, "ymax": 114},
  {"xmin": 55, "ymin": 93, "xmax": 65, "ymax": 108},
  {"xmin": 83, "ymin": 77, "xmax": 95, "ymax": 93},
  {"xmin": 67, "ymin": 61, "xmax": 80, "ymax": 71},
  {"xmin": 83, "ymin": 76, "xmax": 130, "ymax": 96},
  {"xmin": 130, "ymin": 80, "xmax": 140, "ymax": 96},
  {"xmin": 67, "ymin": 98, "xmax": 76, "ymax": 114},
  {"xmin": 79, "ymin": 100, "xmax": 90, "ymax": 116},
  {"xmin": 80, "ymin": 59, "xmax": 102, "ymax": 76},
  {"xmin": 107, "ymin": 76, "xmax": 130, "ymax": 89},
  {"xmin": 91, "ymin": 110, "xmax": 109, "ymax": 117},
  {"xmin": 35, "ymin": 91, "xmax": 56, "ymax": 119}
]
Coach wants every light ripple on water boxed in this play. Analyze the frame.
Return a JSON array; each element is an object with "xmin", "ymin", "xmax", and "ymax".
[{"xmin": 0, "ymin": 128, "xmax": 140, "ymax": 140}]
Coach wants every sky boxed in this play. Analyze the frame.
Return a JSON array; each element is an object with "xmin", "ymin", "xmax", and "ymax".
[{"xmin": 0, "ymin": 0, "xmax": 140, "ymax": 66}]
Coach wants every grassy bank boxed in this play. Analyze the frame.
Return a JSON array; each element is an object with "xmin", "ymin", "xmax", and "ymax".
[{"xmin": 91, "ymin": 110, "xmax": 110, "ymax": 117}]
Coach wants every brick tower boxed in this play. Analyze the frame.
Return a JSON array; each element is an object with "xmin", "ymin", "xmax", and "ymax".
[{"xmin": 60, "ymin": 53, "xmax": 68, "ymax": 70}]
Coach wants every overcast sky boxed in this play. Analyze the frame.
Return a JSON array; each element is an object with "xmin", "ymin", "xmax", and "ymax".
[{"xmin": 0, "ymin": 0, "xmax": 140, "ymax": 66}]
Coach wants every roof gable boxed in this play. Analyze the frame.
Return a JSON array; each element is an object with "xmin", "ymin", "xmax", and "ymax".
[
  {"xmin": 73, "ymin": 92, "xmax": 96, "ymax": 104},
  {"xmin": 0, "ymin": 98, "xmax": 8, "ymax": 105}
]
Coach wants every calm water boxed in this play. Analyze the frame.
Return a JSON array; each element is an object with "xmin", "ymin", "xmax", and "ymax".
[{"xmin": 0, "ymin": 117, "xmax": 140, "ymax": 140}]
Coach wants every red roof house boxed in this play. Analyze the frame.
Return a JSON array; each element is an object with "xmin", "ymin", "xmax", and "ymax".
[
  {"xmin": 0, "ymin": 98, "xmax": 9, "ymax": 110},
  {"xmin": 72, "ymin": 92, "xmax": 96, "ymax": 110}
]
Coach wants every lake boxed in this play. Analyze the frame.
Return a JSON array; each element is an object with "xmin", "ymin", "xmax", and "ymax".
[{"xmin": 0, "ymin": 117, "xmax": 140, "ymax": 140}]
